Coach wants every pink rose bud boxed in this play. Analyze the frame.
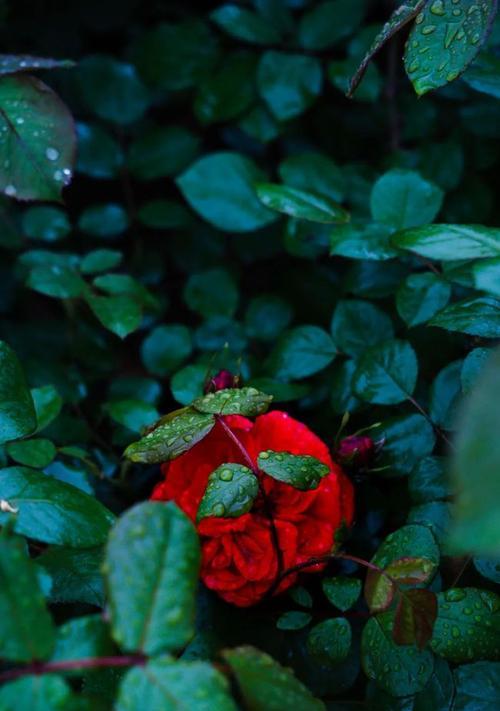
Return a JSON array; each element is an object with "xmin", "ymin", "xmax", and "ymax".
[
  {"xmin": 205, "ymin": 370, "xmax": 240, "ymax": 393},
  {"xmin": 336, "ymin": 435, "xmax": 376, "ymax": 469}
]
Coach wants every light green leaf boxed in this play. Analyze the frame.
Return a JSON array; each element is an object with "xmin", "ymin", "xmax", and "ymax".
[
  {"xmin": 257, "ymin": 450, "xmax": 329, "ymax": 490},
  {"xmin": 197, "ymin": 463, "xmax": 258, "ymax": 521},
  {"xmin": 0, "ymin": 675, "xmax": 73, "ymax": 711},
  {"xmin": 393, "ymin": 224, "xmax": 500, "ymax": 259},
  {"xmin": 193, "ymin": 386, "xmax": 272, "ymax": 417},
  {"xmin": 430, "ymin": 297, "xmax": 500, "ymax": 338},
  {"xmin": 255, "ymin": 183, "xmax": 349, "ymax": 224},
  {"xmin": 6, "ymin": 437, "xmax": 56, "ymax": 467}
]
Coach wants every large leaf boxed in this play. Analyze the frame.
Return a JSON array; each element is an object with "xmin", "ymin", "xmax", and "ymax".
[
  {"xmin": 176, "ymin": 152, "xmax": 277, "ymax": 232},
  {"xmin": 0, "ymin": 75, "xmax": 75, "ymax": 201},
  {"xmin": 0, "ymin": 535, "xmax": 55, "ymax": 661},
  {"xmin": 454, "ymin": 661, "xmax": 500, "ymax": 710},
  {"xmin": 353, "ymin": 339, "xmax": 418, "ymax": 405},
  {"xmin": 431, "ymin": 588, "xmax": 500, "ymax": 662},
  {"xmin": 0, "ymin": 340, "xmax": 37, "ymax": 444},
  {"xmin": 197, "ymin": 463, "xmax": 259, "ymax": 521},
  {"xmin": 450, "ymin": 348, "xmax": 500, "ymax": 554},
  {"xmin": 223, "ymin": 646, "xmax": 325, "ymax": 710},
  {"xmin": 404, "ymin": 0, "xmax": 499, "ymax": 96},
  {"xmin": 105, "ymin": 502, "xmax": 200, "ymax": 655},
  {"xmin": 370, "ymin": 169, "xmax": 443, "ymax": 230},
  {"xmin": 0, "ymin": 467, "xmax": 115, "ymax": 546},
  {"xmin": 257, "ymin": 450, "xmax": 329, "ymax": 490},
  {"xmin": 430, "ymin": 297, "xmax": 500, "ymax": 338},
  {"xmin": 393, "ymin": 224, "xmax": 500, "ymax": 259},
  {"xmin": 36, "ymin": 546, "xmax": 105, "ymax": 607},
  {"xmin": 124, "ymin": 409, "xmax": 215, "ymax": 464},
  {"xmin": 116, "ymin": 657, "xmax": 237, "ymax": 711}
]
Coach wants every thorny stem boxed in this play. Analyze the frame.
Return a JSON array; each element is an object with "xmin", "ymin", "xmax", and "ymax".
[
  {"xmin": 216, "ymin": 415, "xmax": 285, "ymax": 580},
  {"xmin": 0, "ymin": 654, "xmax": 146, "ymax": 684}
]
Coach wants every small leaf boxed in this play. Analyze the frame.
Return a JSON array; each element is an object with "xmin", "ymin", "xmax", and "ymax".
[
  {"xmin": 322, "ymin": 576, "xmax": 362, "ymax": 611},
  {"xmin": 210, "ymin": 4, "xmax": 281, "ymax": 45},
  {"xmin": 0, "ymin": 75, "xmax": 75, "ymax": 201},
  {"xmin": 31, "ymin": 385, "xmax": 62, "ymax": 432},
  {"xmin": 370, "ymin": 169, "xmax": 443, "ymax": 230},
  {"xmin": 307, "ymin": 618, "xmax": 352, "ymax": 665},
  {"xmin": 36, "ymin": 546, "xmax": 105, "ymax": 607},
  {"xmin": 193, "ymin": 386, "xmax": 272, "ymax": 417},
  {"xmin": 353, "ymin": 339, "xmax": 418, "ymax": 405},
  {"xmin": 454, "ymin": 661, "xmax": 500, "ymax": 709},
  {"xmin": 348, "ymin": 0, "xmax": 426, "ymax": 96},
  {"xmin": 0, "ymin": 535, "xmax": 55, "ymax": 661},
  {"xmin": 385, "ymin": 557, "xmax": 437, "ymax": 584},
  {"xmin": 393, "ymin": 589, "xmax": 438, "ymax": 649},
  {"xmin": 6, "ymin": 437, "xmax": 56, "ymax": 468},
  {"xmin": 124, "ymin": 409, "xmax": 215, "ymax": 464},
  {"xmin": 396, "ymin": 273, "xmax": 451, "ymax": 327},
  {"xmin": 430, "ymin": 297, "xmax": 500, "ymax": 338},
  {"xmin": 197, "ymin": 463, "xmax": 259, "ymax": 521},
  {"xmin": 258, "ymin": 450, "xmax": 329, "ymax": 491},
  {"xmin": 330, "ymin": 221, "xmax": 398, "ymax": 260},
  {"xmin": 105, "ymin": 502, "xmax": 200, "ymax": 655},
  {"xmin": 0, "ymin": 466, "xmax": 115, "ymax": 547},
  {"xmin": 393, "ymin": 223, "xmax": 500, "ymax": 259},
  {"xmin": 116, "ymin": 657, "xmax": 237, "ymax": 711},
  {"xmin": 474, "ymin": 257, "xmax": 500, "ymax": 297},
  {"xmin": 255, "ymin": 183, "xmax": 349, "ymax": 224},
  {"xmin": 404, "ymin": 0, "xmax": 498, "ymax": 96},
  {"xmin": 257, "ymin": 51, "xmax": 322, "ymax": 122},
  {"xmin": 84, "ymin": 292, "xmax": 143, "ymax": 339},
  {"xmin": 268, "ymin": 326, "xmax": 336, "ymax": 381},
  {"xmin": 0, "ymin": 340, "xmax": 37, "ymax": 444},
  {"xmin": 27, "ymin": 265, "xmax": 86, "ymax": 298},
  {"xmin": 277, "ymin": 611, "xmax": 312, "ymax": 630},
  {"xmin": 51, "ymin": 614, "xmax": 113, "ymax": 668},
  {"xmin": 330, "ymin": 299, "xmax": 394, "ymax": 357},
  {"xmin": 0, "ymin": 675, "xmax": 74, "ymax": 711},
  {"xmin": 223, "ymin": 646, "xmax": 325, "ymax": 710}
]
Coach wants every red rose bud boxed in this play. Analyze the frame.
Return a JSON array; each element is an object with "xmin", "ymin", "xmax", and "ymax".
[
  {"xmin": 336, "ymin": 435, "xmax": 376, "ymax": 469},
  {"xmin": 205, "ymin": 370, "xmax": 240, "ymax": 393}
]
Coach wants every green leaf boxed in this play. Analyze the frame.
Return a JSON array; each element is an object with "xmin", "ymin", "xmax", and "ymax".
[
  {"xmin": 450, "ymin": 348, "xmax": 500, "ymax": 554},
  {"xmin": 429, "ymin": 360, "xmax": 462, "ymax": 429},
  {"xmin": 197, "ymin": 463, "xmax": 258, "ymax": 521},
  {"xmin": 257, "ymin": 450, "xmax": 329, "ymax": 490},
  {"xmin": 463, "ymin": 51, "xmax": 500, "ymax": 98},
  {"xmin": 277, "ymin": 611, "xmax": 312, "ymax": 630},
  {"xmin": 51, "ymin": 614, "xmax": 113, "ymax": 668},
  {"xmin": 128, "ymin": 125, "xmax": 199, "ymax": 180},
  {"xmin": 474, "ymin": 557, "xmax": 500, "ymax": 584},
  {"xmin": 268, "ymin": 326, "xmax": 336, "ymax": 380},
  {"xmin": 322, "ymin": 576, "xmax": 362, "ymax": 611},
  {"xmin": 27, "ymin": 264, "xmax": 86, "ymax": 299},
  {"xmin": 353, "ymin": 339, "xmax": 418, "ymax": 405},
  {"xmin": 245, "ymin": 295, "xmax": 293, "ymax": 341},
  {"xmin": 84, "ymin": 292, "xmax": 142, "ymax": 339},
  {"xmin": 430, "ymin": 297, "xmax": 500, "ymax": 338},
  {"xmin": 184, "ymin": 268, "xmax": 238, "ymax": 318},
  {"xmin": 0, "ymin": 466, "xmax": 115, "ymax": 546},
  {"xmin": 257, "ymin": 51, "xmax": 322, "ymax": 121},
  {"xmin": 116, "ymin": 657, "xmax": 237, "ymax": 711},
  {"xmin": 78, "ymin": 203, "xmax": 129, "ymax": 237},
  {"xmin": 407, "ymin": 501, "xmax": 452, "ymax": 547},
  {"xmin": 255, "ymin": 183, "xmax": 349, "ymax": 224},
  {"xmin": 0, "ymin": 75, "xmax": 75, "ymax": 201},
  {"xmin": 409, "ymin": 457, "xmax": 451, "ymax": 504},
  {"xmin": 141, "ymin": 325, "xmax": 192, "ymax": 377},
  {"xmin": 361, "ymin": 612, "xmax": 434, "ymax": 696},
  {"xmin": 307, "ymin": 618, "xmax": 352, "ymax": 665},
  {"xmin": 279, "ymin": 152, "xmax": 344, "ymax": 203},
  {"xmin": 404, "ymin": 0, "xmax": 498, "ymax": 96},
  {"xmin": 193, "ymin": 386, "xmax": 272, "ymax": 417},
  {"xmin": 0, "ymin": 341, "xmax": 36, "ymax": 444},
  {"xmin": 76, "ymin": 121, "xmax": 123, "ymax": 179},
  {"xmin": 77, "ymin": 55, "xmax": 150, "ymax": 124},
  {"xmin": 80, "ymin": 249, "xmax": 123, "ymax": 275},
  {"xmin": 298, "ymin": 0, "xmax": 366, "ymax": 50},
  {"xmin": 378, "ymin": 414, "xmax": 436, "ymax": 476},
  {"xmin": 195, "ymin": 53, "xmax": 257, "ymax": 126},
  {"xmin": 104, "ymin": 399, "xmax": 159, "ymax": 434},
  {"xmin": 210, "ymin": 4, "xmax": 281, "ymax": 44},
  {"xmin": 330, "ymin": 221, "xmax": 398, "ymax": 260},
  {"xmin": 105, "ymin": 501, "xmax": 200, "ymax": 655},
  {"xmin": 6, "ymin": 437, "xmax": 56, "ymax": 467},
  {"xmin": 370, "ymin": 170, "xmax": 443, "ymax": 231},
  {"xmin": 454, "ymin": 661, "xmax": 500, "ymax": 710},
  {"xmin": 223, "ymin": 646, "xmax": 325, "ymax": 711},
  {"xmin": 124, "ymin": 409, "xmax": 215, "ymax": 464},
  {"xmin": 348, "ymin": 0, "xmax": 426, "ymax": 97},
  {"xmin": 0, "ymin": 675, "xmax": 73, "ymax": 711},
  {"xmin": 31, "ymin": 385, "xmax": 62, "ymax": 432},
  {"xmin": 431, "ymin": 588, "xmax": 500, "ymax": 662},
  {"xmin": 462, "ymin": 347, "xmax": 491, "ymax": 393},
  {"xmin": 0, "ymin": 535, "xmax": 55, "ymax": 661},
  {"xmin": 396, "ymin": 273, "xmax": 451, "ymax": 327},
  {"xmin": 171, "ymin": 365, "xmax": 206, "ymax": 406},
  {"xmin": 331, "ymin": 299, "xmax": 394, "ymax": 357},
  {"xmin": 22, "ymin": 206, "xmax": 71, "ymax": 242},
  {"xmin": 474, "ymin": 256, "xmax": 500, "ymax": 297},
  {"xmin": 36, "ymin": 546, "xmax": 105, "ymax": 607},
  {"xmin": 393, "ymin": 224, "xmax": 500, "ymax": 259}
]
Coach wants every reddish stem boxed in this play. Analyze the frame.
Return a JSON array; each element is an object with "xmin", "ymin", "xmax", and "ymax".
[{"xmin": 0, "ymin": 654, "xmax": 146, "ymax": 684}]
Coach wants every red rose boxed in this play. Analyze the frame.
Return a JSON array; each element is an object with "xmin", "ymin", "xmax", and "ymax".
[
  {"xmin": 152, "ymin": 411, "xmax": 354, "ymax": 606},
  {"xmin": 205, "ymin": 369, "xmax": 240, "ymax": 393}
]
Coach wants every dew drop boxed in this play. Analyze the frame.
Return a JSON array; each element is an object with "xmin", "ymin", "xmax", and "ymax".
[
  {"xmin": 430, "ymin": 0, "xmax": 445, "ymax": 15},
  {"xmin": 4, "ymin": 184, "xmax": 16, "ymax": 196},
  {"xmin": 46, "ymin": 147, "xmax": 59, "ymax": 161}
]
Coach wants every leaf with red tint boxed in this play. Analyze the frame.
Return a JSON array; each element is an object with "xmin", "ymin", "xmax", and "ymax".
[{"xmin": 393, "ymin": 589, "xmax": 438, "ymax": 649}]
